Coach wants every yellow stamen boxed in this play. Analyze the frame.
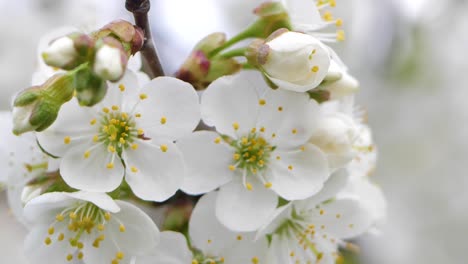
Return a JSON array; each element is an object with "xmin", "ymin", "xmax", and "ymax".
[{"xmin": 160, "ymin": 145, "xmax": 168, "ymax": 152}]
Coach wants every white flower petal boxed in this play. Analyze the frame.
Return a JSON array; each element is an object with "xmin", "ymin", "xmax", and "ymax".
[
  {"xmin": 177, "ymin": 131, "xmax": 235, "ymax": 195},
  {"xmin": 36, "ymin": 99, "xmax": 96, "ymax": 157},
  {"xmin": 99, "ymin": 70, "xmax": 140, "ymax": 111},
  {"xmin": 216, "ymin": 178, "xmax": 278, "ymax": 232},
  {"xmin": 201, "ymin": 74, "xmax": 260, "ymax": 138},
  {"xmin": 340, "ymin": 178, "xmax": 387, "ymax": 228},
  {"xmin": 138, "ymin": 77, "xmax": 200, "ymax": 141},
  {"xmin": 23, "ymin": 192, "xmax": 75, "ymax": 224},
  {"xmin": 135, "ymin": 231, "xmax": 192, "ymax": 264},
  {"xmin": 295, "ymin": 169, "xmax": 349, "ymax": 210},
  {"xmin": 267, "ymin": 144, "xmax": 329, "ymax": 200},
  {"xmin": 256, "ymin": 203, "xmax": 292, "ymax": 240},
  {"xmin": 222, "ymin": 234, "xmax": 269, "ymax": 264},
  {"xmin": 123, "ymin": 140, "xmax": 185, "ymax": 202},
  {"xmin": 65, "ymin": 191, "xmax": 120, "ymax": 213},
  {"xmin": 314, "ymin": 198, "xmax": 372, "ymax": 239},
  {"xmin": 110, "ymin": 201, "xmax": 160, "ymax": 255},
  {"xmin": 24, "ymin": 224, "xmax": 80, "ymax": 264},
  {"xmin": 265, "ymin": 235, "xmax": 293, "ymax": 264},
  {"xmin": 81, "ymin": 228, "xmax": 121, "ymax": 264},
  {"xmin": 257, "ymin": 89, "xmax": 319, "ymax": 149},
  {"xmin": 60, "ymin": 143, "xmax": 125, "ymax": 192},
  {"xmin": 190, "ymin": 192, "xmax": 239, "ymax": 256},
  {"xmin": 128, "ymin": 52, "xmax": 142, "ymax": 72},
  {"xmin": 281, "ymin": 0, "xmax": 324, "ymax": 31}
]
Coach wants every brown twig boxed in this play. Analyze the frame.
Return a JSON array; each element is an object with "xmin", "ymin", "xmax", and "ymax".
[{"xmin": 126, "ymin": 0, "xmax": 165, "ymax": 78}]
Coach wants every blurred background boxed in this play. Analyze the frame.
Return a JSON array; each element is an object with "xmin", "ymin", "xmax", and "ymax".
[{"xmin": 1, "ymin": 0, "xmax": 467, "ymax": 263}]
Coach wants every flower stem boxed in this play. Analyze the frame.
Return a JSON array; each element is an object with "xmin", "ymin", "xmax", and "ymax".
[
  {"xmin": 126, "ymin": 0, "xmax": 164, "ymax": 78},
  {"xmin": 209, "ymin": 29, "xmax": 255, "ymax": 58},
  {"xmin": 216, "ymin": 47, "xmax": 247, "ymax": 59}
]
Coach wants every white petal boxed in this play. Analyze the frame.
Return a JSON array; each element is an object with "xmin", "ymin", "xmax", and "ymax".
[
  {"xmin": 138, "ymin": 77, "xmax": 200, "ymax": 141},
  {"xmin": 313, "ymin": 198, "xmax": 372, "ymax": 239},
  {"xmin": 123, "ymin": 140, "xmax": 185, "ymax": 202},
  {"xmin": 256, "ymin": 89, "xmax": 319, "ymax": 149},
  {"xmin": 23, "ymin": 192, "xmax": 75, "ymax": 224},
  {"xmin": 267, "ymin": 144, "xmax": 329, "ymax": 200},
  {"xmin": 189, "ymin": 192, "xmax": 239, "ymax": 256},
  {"xmin": 36, "ymin": 99, "xmax": 96, "ymax": 157},
  {"xmin": 222, "ymin": 234, "xmax": 269, "ymax": 264},
  {"xmin": 81, "ymin": 228, "xmax": 122, "ymax": 264},
  {"xmin": 265, "ymin": 235, "xmax": 293, "ymax": 264},
  {"xmin": 135, "ymin": 231, "xmax": 192, "ymax": 264},
  {"xmin": 201, "ymin": 74, "xmax": 260, "ymax": 138},
  {"xmin": 295, "ymin": 169, "xmax": 349, "ymax": 210},
  {"xmin": 177, "ymin": 131, "xmax": 235, "ymax": 195},
  {"xmin": 24, "ymin": 224, "xmax": 79, "ymax": 264},
  {"xmin": 82, "ymin": 201, "xmax": 159, "ymax": 263},
  {"xmin": 128, "ymin": 53, "xmax": 142, "ymax": 72},
  {"xmin": 281, "ymin": 0, "xmax": 324, "ymax": 30},
  {"xmin": 99, "ymin": 70, "xmax": 140, "ymax": 112},
  {"xmin": 256, "ymin": 203, "xmax": 292, "ymax": 239},
  {"xmin": 65, "ymin": 191, "xmax": 120, "ymax": 213},
  {"xmin": 110, "ymin": 201, "xmax": 160, "ymax": 255},
  {"xmin": 339, "ymin": 178, "xmax": 387, "ymax": 228},
  {"xmin": 60, "ymin": 143, "xmax": 125, "ymax": 192},
  {"xmin": 216, "ymin": 178, "xmax": 278, "ymax": 232}
]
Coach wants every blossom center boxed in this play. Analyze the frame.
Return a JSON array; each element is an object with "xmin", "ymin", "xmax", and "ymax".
[
  {"xmin": 44, "ymin": 202, "xmax": 125, "ymax": 263},
  {"xmin": 275, "ymin": 218, "xmax": 325, "ymax": 262},
  {"xmin": 192, "ymin": 250, "xmax": 225, "ymax": 264},
  {"xmin": 231, "ymin": 132, "xmax": 274, "ymax": 175},
  {"xmin": 97, "ymin": 106, "xmax": 139, "ymax": 153}
]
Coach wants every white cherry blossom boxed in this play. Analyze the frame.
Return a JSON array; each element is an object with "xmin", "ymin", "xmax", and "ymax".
[
  {"xmin": 261, "ymin": 31, "xmax": 331, "ymax": 92},
  {"xmin": 0, "ymin": 111, "xmax": 59, "ymax": 225},
  {"xmin": 259, "ymin": 169, "xmax": 373, "ymax": 264},
  {"xmin": 23, "ymin": 191, "xmax": 159, "ymax": 264},
  {"xmin": 135, "ymin": 192, "xmax": 269, "ymax": 264},
  {"xmin": 37, "ymin": 70, "xmax": 200, "ymax": 202},
  {"xmin": 178, "ymin": 73, "xmax": 329, "ymax": 231},
  {"xmin": 309, "ymin": 97, "xmax": 360, "ymax": 171},
  {"xmin": 281, "ymin": 0, "xmax": 346, "ymax": 43}
]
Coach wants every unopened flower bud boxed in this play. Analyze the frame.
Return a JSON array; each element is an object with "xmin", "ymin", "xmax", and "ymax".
[
  {"xmin": 42, "ymin": 36, "xmax": 78, "ymax": 69},
  {"xmin": 42, "ymin": 33, "xmax": 95, "ymax": 70},
  {"xmin": 194, "ymin": 32, "xmax": 227, "ymax": 54},
  {"xmin": 12, "ymin": 74, "xmax": 74, "ymax": 135},
  {"xmin": 254, "ymin": 1, "xmax": 288, "ymax": 18},
  {"xmin": 248, "ymin": 30, "xmax": 330, "ymax": 92},
  {"xmin": 176, "ymin": 49, "xmax": 241, "ymax": 89},
  {"xmin": 247, "ymin": 2, "xmax": 292, "ymax": 39},
  {"xmin": 309, "ymin": 113, "xmax": 358, "ymax": 170},
  {"xmin": 74, "ymin": 67, "xmax": 108, "ymax": 106},
  {"xmin": 93, "ymin": 38, "xmax": 128, "ymax": 82},
  {"xmin": 96, "ymin": 20, "xmax": 144, "ymax": 55},
  {"xmin": 319, "ymin": 61, "xmax": 359, "ymax": 100}
]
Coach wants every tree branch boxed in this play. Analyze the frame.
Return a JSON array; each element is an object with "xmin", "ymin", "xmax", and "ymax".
[{"xmin": 126, "ymin": 0, "xmax": 164, "ymax": 78}]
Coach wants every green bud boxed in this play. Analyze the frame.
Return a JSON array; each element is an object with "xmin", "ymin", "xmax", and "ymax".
[
  {"xmin": 253, "ymin": 2, "xmax": 288, "ymax": 18},
  {"xmin": 42, "ymin": 33, "xmax": 95, "ymax": 71},
  {"xmin": 205, "ymin": 58, "xmax": 241, "ymax": 82},
  {"xmin": 74, "ymin": 66, "xmax": 108, "ymax": 106},
  {"xmin": 194, "ymin": 33, "xmax": 227, "ymax": 54},
  {"xmin": 248, "ymin": 2, "xmax": 292, "ymax": 39},
  {"xmin": 12, "ymin": 73, "xmax": 75, "ymax": 135},
  {"xmin": 94, "ymin": 20, "xmax": 145, "ymax": 55}
]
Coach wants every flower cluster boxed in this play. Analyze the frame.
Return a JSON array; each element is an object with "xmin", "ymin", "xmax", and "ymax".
[{"xmin": 1, "ymin": 0, "xmax": 385, "ymax": 263}]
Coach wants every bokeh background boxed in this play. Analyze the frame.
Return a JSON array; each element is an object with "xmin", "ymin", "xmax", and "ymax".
[{"xmin": 1, "ymin": 0, "xmax": 467, "ymax": 263}]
